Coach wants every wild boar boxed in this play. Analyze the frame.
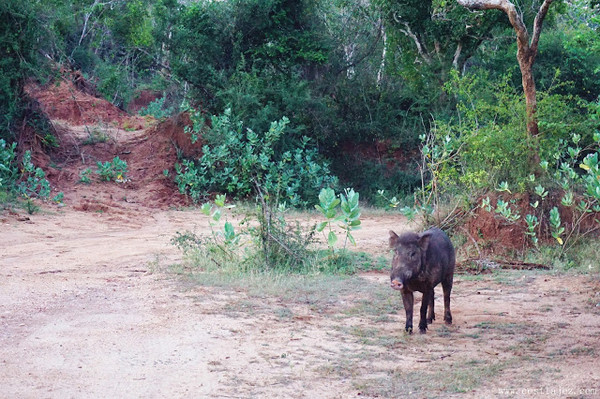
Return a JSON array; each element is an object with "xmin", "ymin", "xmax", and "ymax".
[{"xmin": 389, "ymin": 227, "xmax": 455, "ymax": 334}]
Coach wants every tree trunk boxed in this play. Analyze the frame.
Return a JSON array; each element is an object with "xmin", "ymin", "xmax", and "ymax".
[{"xmin": 518, "ymin": 48, "xmax": 539, "ymax": 137}]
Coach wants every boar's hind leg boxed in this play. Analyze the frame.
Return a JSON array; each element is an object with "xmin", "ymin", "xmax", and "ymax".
[
  {"xmin": 418, "ymin": 289, "xmax": 432, "ymax": 333},
  {"xmin": 401, "ymin": 291, "xmax": 414, "ymax": 334},
  {"xmin": 442, "ymin": 278, "xmax": 453, "ymax": 325},
  {"xmin": 426, "ymin": 288, "xmax": 435, "ymax": 325}
]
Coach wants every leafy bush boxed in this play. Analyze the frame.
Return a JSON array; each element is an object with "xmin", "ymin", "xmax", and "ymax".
[
  {"xmin": 437, "ymin": 71, "xmax": 534, "ymax": 191},
  {"xmin": 173, "ymin": 106, "xmax": 345, "ymax": 272},
  {"xmin": 78, "ymin": 168, "xmax": 93, "ymax": 184},
  {"xmin": 537, "ymin": 132, "xmax": 600, "ymax": 251},
  {"xmin": 96, "ymin": 157, "xmax": 128, "ymax": 182},
  {"xmin": 418, "ymin": 69, "xmax": 596, "ymax": 194},
  {"xmin": 476, "ymin": 131, "xmax": 600, "ymax": 261},
  {"xmin": 198, "ymin": 194, "xmax": 242, "ymax": 260},
  {"xmin": 17, "ymin": 151, "xmax": 50, "ymax": 200},
  {"xmin": 172, "ymin": 186, "xmax": 369, "ymax": 274},
  {"xmin": 252, "ymin": 197, "xmax": 319, "ymax": 271},
  {"xmin": 95, "ymin": 62, "xmax": 131, "ymax": 108},
  {"xmin": 0, "ymin": 139, "xmax": 18, "ymax": 190},
  {"xmin": 138, "ymin": 97, "xmax": 174, "ymax": 120},
  {"xmin": 172, "ymin": 192, "xmax": 318, "ymax": 272},
  {"xmin": 315, "ymin": 188, "xmax": 361, "ymax": 252},
  {"xmin": 0, "ymin": 141, "xmax": 64, "ymax": 212},
  {"xmin": 175, "ymin": 108, "xmax": 337, "ymax": 206}
]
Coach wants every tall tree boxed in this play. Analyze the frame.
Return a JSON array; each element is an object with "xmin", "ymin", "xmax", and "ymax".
[
  {"xmin": 377, "ymin": 0, "xmax": 507, "ymax": 83},
  {"xmin": 455, "ymin": 0, "xmax": 555, "ymax": 139}
]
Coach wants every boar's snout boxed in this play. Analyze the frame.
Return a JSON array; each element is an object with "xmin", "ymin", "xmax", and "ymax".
[{"xmin": 390, "ymin": 279, "xmax": 403, "ymax": 291}]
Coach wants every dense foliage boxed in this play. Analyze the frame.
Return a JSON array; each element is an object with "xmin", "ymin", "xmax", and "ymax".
[
  {"xmin": 0, "ymin": 1, "xmax": 49, "ymax": 142},
  {"xmin": 175, "ymin": 108, "xmax": 337, "ymax": 206},
  {"xmin": 1, "ymin": 0, "xmax": 599, "ymax": 216}
]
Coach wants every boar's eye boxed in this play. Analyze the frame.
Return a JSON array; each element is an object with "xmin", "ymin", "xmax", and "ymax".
[{"xmin": 409, "ymin": 251, "xmax": 416, "ymax": 258}]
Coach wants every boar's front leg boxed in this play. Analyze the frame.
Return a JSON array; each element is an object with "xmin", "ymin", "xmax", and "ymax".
[
  {"xmin": 401, "ymin": 290, "xmax": 414, "ymax": 334},
  {"xmin": 419, "ymin": 288, "xmax": 433, "ymax": 333}
]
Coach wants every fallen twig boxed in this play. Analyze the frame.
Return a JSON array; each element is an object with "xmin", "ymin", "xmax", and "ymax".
[
  {"xmin": 457, "ymin": 257, "xmax": 550, "ymax": 273},
  {"xmin": 498, "ymin": 260, "xmax": 551, "ymax": 270}
]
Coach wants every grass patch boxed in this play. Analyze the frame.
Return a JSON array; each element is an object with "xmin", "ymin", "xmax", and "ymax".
[
  {"xmin": 346, "ymin": 326, "xmax": 381, "ymax": 344},
  {"xmin": 176, "ymin": 264, "xmax": 393, "ymax": 318},
  {"xmin": 436, "ymin": 325, "xmax": 453, "ymax": 337},
  {"xmin": 525, "ymin": 240, "xmax": 600, "ymax": 273},
  {"xmin": 569, "ymin": 346, "xmax": 596, "ymax": 356},
  {"xmin": 82, "ymin": 126, "xmax": 111, "ymax": 145},
  {"xmin": 374, "ymin": 334, "xmax": 408, "ymax": 349},
  {"xmin": 458, "ymin": 273, "xmax": 485, "ymax": 281},
  {"xmin": 461, "ymin": 332, "xmax": 481, "ymax": 339},
  {"xmin": 343, "ymin": 294, "xmax": 403, "ymax": 320},
  {"xmin": 274, "ymin": 306, "xmax": 294, "ymax": 320},
  {"xmin": 473, "ymin": 321, "xmax": 523, "ymax": 333},
  {"xmin": 355, "ymin": 359, "xmax": 513, "ymax": 397},
  {"xmin": 221, "ymin": 299, "xmax": 261, "ymax": 318},
  {"xmin": 490, "ymin": 269, "xmax": 537, "ymax": 286}
]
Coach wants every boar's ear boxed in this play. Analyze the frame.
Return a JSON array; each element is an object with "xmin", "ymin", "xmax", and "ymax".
[
  {"xmin": 389, "ymin": 230, "xmax": 400, "ymax": 248},
  {"xmin": 417, "ymin": 231, "xmax": 432, "ymax": 253}
]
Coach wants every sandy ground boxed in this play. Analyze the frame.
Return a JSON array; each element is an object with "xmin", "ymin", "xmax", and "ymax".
[
  {"xmin": 1, "ymin": 206, "xmax": 600, "ymax": 399},
  {"xmin": 0, "ymin": 207, "xmax": 398, "ymax": 398}
]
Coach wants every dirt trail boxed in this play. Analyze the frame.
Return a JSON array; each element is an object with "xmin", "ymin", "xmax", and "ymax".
[
  {"xmin": 2, "ymin": 207, "xmax": 600, "ymax": 398},
  {"xmin": 0, "ymin": 206, "xmax": 406, "ymax": 398}
]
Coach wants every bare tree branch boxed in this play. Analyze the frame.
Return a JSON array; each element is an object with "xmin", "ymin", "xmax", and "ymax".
[
  {"xmin": 531, "ymin": 0, "xmax": 554, "ymax": 54},
  {"xmin": 455, "ymin": 0, "xmax": 530, "ymax": 48},
  {"xmin": 452, "ymin": 42, "xmax": 463, "ymax": 70},
  {"xmin": 336, "ymin": 20, "xmax": 384, "ymax": 75},
  {"xmin": 393, "ymin": 12, "xmax": 432, "ymax": 64}
]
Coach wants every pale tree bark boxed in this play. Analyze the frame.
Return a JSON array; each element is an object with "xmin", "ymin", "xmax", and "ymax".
[
  {"xmin": 455, "ymin": 0, "xmax": 554, "ymax": 138},
  {"xmin": 393, "ymin": 13, "xmax": 434, "ymax": 65},
  {"xmin": 76, "ymin": 0, "xmax": 116, "ymax": 48},
  {"xmin": 452, "ymin": 42, "xmax": 463, "ymax": 70},
  {"xmin": 377, "ymin": 21, "xmax": 387, "ymax": 86},
  {"xmin": 344, "ymin": 43, "xmax": 357, "ymax": 79}
]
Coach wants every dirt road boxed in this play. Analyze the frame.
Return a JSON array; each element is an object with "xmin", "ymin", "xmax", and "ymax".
[
  {"xmin": 0, "ymin": 207, "xmax": 392, "ymax": 398},
  {"xmin": 1, "ymin": 207, "xmax": 600, "ymax": 398}
]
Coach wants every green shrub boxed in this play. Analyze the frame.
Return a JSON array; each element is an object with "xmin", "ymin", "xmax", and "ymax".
[
  {"xmin": 95, "ymin": 62, "xmax": 131, "ymax": 108},
  {"xmin": 479, "ymin": 131, "xmax": 600, "ymax": 261},
  {"xmin": 0, "ymin": 139, "xmax": 18, "ymax": 189},
  {"xmin": 79, "ymin": 168, "xmax": 93, "ymax": 184},
  {"xmin": 172, "ymin": 187, "xmax": 370, "ymax": 275},
  {"xmin": 333, "ymin": 157, "xmax": 421, "ymax": 204},
  {"xmin": 0, "ymin": 141, "xmax": 64, "ymax": 212},
  {"xmin": 138, "ymin": 97, "xmax": 174, "ymax": 120},
  {"xmin": 96, "ymin": 156, "xmax": 128, "ymax": 182},
  {"xmin": 0, "ymin": 1, "xmax": 47, "ymax": 142},
  {"xmin": 17, "ymin": 151, "xmax": 50, "ymax": 200},
  {"xmin": 175, "ymin": 108, "xmax": 338, "ymax": 206},
  {"xmin": 315, "ymin": 187, "xmax": 361, "ymax": 252}
]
